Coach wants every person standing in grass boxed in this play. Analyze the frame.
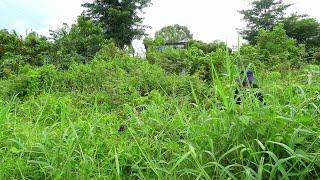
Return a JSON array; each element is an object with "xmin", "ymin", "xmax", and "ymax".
[{"xmin": 234, "ymin": 70, "xmax": 265, "ymax": 105}]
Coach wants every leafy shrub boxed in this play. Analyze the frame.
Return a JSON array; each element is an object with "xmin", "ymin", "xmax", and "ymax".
[
  {"xmin": 256, "ymin": 24, "xmax": 303, "ymax": 66},
  {"xmin": 49, "ymin": 16, "xmax": 107, "ymax": 68},
  {"xmin": 94, "ymin": 42, "xmax": 126, "ymax": 61},
  {"xmin": 1, "ymin": 55, "xmax": 210, "ymax": 109},
  {"xmin": 5, "ymin": 65, "xmax": 57, "ymax": 98},
  {"xmin": 145, "ymin": 43, "xmax": 230, "ymax": 82},
  {"xmin": 239, "ymin": 44, "xmax": 263, "ymax": 68},
  {"xmin": 0, "ymin": 30, "xmax": 51, "ymax": 77},
  {"xmin": 189, "ymin": 40, "xmax": 230, "ymax": 54},
  {"xmin": 314, "ymin": 50, "xmax": 320, "ymax": 63},
  {"xmin": 22, "ymin": 32, "xmax": 52, "ymax": 66},
  {"xmin": 0, "ymin": 29, "xmax": 22, "ymax": 59}
]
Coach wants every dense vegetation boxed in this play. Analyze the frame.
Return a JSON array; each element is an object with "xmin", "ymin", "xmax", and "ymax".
[{"xmin": 0, "ymin": 0, "xmax": 320, "ymax": 179}]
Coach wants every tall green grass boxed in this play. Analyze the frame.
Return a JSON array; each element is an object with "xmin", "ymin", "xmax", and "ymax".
[{"xmin": 0, "ymin": 55, "xmax": 319, "ymax": 179}]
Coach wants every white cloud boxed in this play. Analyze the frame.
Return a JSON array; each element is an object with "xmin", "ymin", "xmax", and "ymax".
[
  {"xmin": 12, "ymin": 20, "xmax": 32, "ymax": 36},
  {"xmin": 35, "ymin": 0, "xmax": 91, "ymax": 35},
  {"xmin": 1, "ymin": 0, "xmax": 90, "ymax": 36},
  {"xmin": 286, "ymin": 0, "xmax": 320, "ymax": 19},
  {"xmin": 0, "ymin": 1, "xmax": 5, "ymax": 7},
  {"xmin": 144, "ymin": 0, "xmax": 247, "ymax": 43}
]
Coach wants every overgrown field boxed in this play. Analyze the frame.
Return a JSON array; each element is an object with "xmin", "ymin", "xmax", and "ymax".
[{"xmin": 0, "ymin": 50, "xmax": 320, "ymax": 179}]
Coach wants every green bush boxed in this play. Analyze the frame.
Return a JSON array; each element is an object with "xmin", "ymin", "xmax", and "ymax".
[
  {"xmin": 145, "ymin": 43, "xmax": 231, "ymax": 82},
  {"xmin": 1, "ymin": 55, "xmax": 210, "ymax": 109},
  {"xmin": 0, "ymin": 29, "xmax": 22, "ymax": 59},
  {"xmin": 5, "ymin": 65, "xmax": 57, "ymax": 98},
  {"xmin": 314, "ymin": 50, "xmax": 320, "ymax": 63},
  {"xmin": 189, "ymin": 40, "xmax": 230, "ymax": 54},
  {"xmin": 239, "ymin": 44, "xmax": 263, "ymax": 68},
  {"xmin": 0, "ymin": 30, "xmax": 51, "ymax": 77},
  {"xmin": 256, "ymin": 24, "xmax": 303, "ymax": 66},
  {"xmin": 49, "ymin": 16, "xmax": 107, "ymax": 68},
  {"xmin": 1, "ymin": 16, "xmax": 107, "ymax": 76}
]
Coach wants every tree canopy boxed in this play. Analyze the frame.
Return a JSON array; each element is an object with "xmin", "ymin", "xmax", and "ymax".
[
  {"xmin": 155, "ymin": 24, "xmax": 193, "ymax": 44},
  {"xmin": 50, "ymin": 16, "xmax": 106, "ymax": 67},
  {"xmin": 282, "ymin": 14, "xmax": 320, "ymax": 49},
  {"xmin": 239, "ymin": 0, "xmax": 291, "ymax": 44},
  {"xmin": 82, "ymin": 0, "xmax": 152, "ymax": 49}
]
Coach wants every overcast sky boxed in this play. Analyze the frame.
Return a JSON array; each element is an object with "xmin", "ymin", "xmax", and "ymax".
[{"xmin": 0, "ymin": 0, "xmax": 319, "ymax": 51}]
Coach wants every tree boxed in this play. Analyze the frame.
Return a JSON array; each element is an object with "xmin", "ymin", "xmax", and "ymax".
[
  {"xmin": 256, "ymin": 24, "xmax": 303, "ymax": 65},
  {"xmin": 0, "ymin": 30, "xmax": 52, "ymax": 77},
  {"xmin": 22, "ymin": 32, "xmax": 52, "ymax": 66},
  {"xmin": 282, "ymin": 14, "xmax": 320, "ymax": 49},
  {"xmin": 239, "ymin": 0, "xmax": 291, "ymax": 44},
  {"xmin": 50, "ymin": 16, "xmax": 106, "ymax": 67},
  {"xmin": 0, "ymin": 30, "xmax": 23, "ymax": 76},
  {"xmin": 155, "ymin": 24, "xmax": 193, "ymax": 44},
  {"xmin": 188, "ymin": 40, "xmax": 230, "ymax": 54},
  {"xmin": 82, "ymin": 0, "xmax": 152, "ymax": 49},
  {"xmin": 0, "ymin": 29, "xmax": 22, "ymax": 59}
]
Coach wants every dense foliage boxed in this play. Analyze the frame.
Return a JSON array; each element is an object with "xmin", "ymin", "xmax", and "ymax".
[
  {"xmin": 49, "ymin": 16, "xmax": 106, "ymax": 67},
  {"xmin": 0, "ymin": 16, "xmax": 106, "ymax": 75},
  {"xmin": 82, "ymin": 0, "xmax": 152, "ymax": 48},
  {"xmin": 155, "ymin": 24, "xmax": 193, "ymax": 44},
  {"xmin": 282, "ymin": 14, "xmax": 320, "ymax": 50},
  {"xmin": 1, "ymin": 0, "xmax": 320, "ymax": 179},
  {"xmin": 1, "ymin": 42, "xmax": 320, "ymax": 179},
  {"xmin": 256, "ymin": 24, "xmax": 304, "ymax": 65},
  {"xmin": 239, "ymin": 0, "xmax": 291, "ymax": 44},
  {"xmin": 0, "ymin": 30, "xmax": 51, "ymax": 77}
]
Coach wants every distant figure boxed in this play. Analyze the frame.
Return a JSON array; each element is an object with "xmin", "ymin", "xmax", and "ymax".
[
  {"xmin": 118, "ymin": 124, "xmax": 127, "ymax": 133},
  {"xmin": 234, "ymin": 70, "xmax": 265, "ymax": 105}
]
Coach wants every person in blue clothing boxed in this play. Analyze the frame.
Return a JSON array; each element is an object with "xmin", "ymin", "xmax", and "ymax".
[{"xmin": 234, "ymin": 70, "xmax": 265, "ymax": 105}]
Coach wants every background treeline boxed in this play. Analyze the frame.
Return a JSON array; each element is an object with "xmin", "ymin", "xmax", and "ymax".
[
  {"xmin": 0, "ymin": 0, "xmax": 320, "ymax": 179},
  {"xmin": 0, "ymin": 0, "xmax": 319, "ymax": 80}
]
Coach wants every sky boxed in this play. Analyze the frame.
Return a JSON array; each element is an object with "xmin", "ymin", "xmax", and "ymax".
[{"xmin": 0, "ymin": 0, "xmax": 319, "ymax": 52}]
